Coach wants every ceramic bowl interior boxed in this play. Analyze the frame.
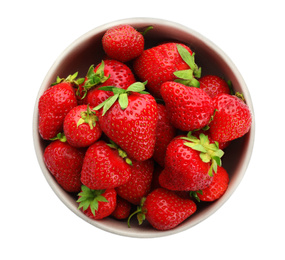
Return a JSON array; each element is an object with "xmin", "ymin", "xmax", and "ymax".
[{"xmin": 33, "ymin": 17, "xmax": 255, "ymax": 238}]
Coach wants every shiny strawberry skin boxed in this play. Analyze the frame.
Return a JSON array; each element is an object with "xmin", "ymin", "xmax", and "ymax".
[
  {"xmin": 133, "ymin": 43, "xmax": 192, "ymax": 98},
  {"xmin": 63, "ymin": 105, "xmax": 102, "ymax": 147},
  {"xmin": 80, "ymin": 140, "xmax": 131, "ymax": 190},
  {"xmin": 198, "ymin": 75, "xmax": 230, "ymax": 98},
  {"xmin": 80, "ymin": 188, "xmax": 117, "ymax": 220},
  {"xmin": 159, "ymin": 136, "xmax": 213, "ymax": 191},
  {"xmin": 98, "ymin": 93, "xmax": 158, "ymax": 161},
  {"xmin": 116, "ymin": 159, "xmax": 154, "ymax": 205},
  {"xmin": 152, "ymin": 104, "xmax": 177, "ymax": 167},
  {"xmin": 38, "ymin": 82, "xmax": 77, "ymax": 140},
  {"xmin": 160, "ymin": 81, "xmax": 215, "ymax": 131},
  {"xmin": 209, "ymin": 93, "xmax": 252, "ymax": 142},
  {"xmin": 43, "ymin": 140, "xmax": 85, "ymax": 192},
  {"xmin": 102, "ymin": 25, "xmax": 144, "ymax": 62},
  {"xmin": 197, "ymin": 166, "xmax": 229, "ymax": 201},
  {"xmin": 143, "ymin": 188, "xmax": 197, "ymax": 231}
]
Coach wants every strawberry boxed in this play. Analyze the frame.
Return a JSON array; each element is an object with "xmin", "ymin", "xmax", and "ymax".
[
  {"xmin": 133, "ymin": 43, "xmax": 201, "ymax": 98},
  {"xmin": 63, "ymin": 104, "xmax": 102, "ymax": 147},
  {"xmin": 152, "ymin": 104, "xmax": 177, "ymax": 167},
  {"xmin": 116, "ymin": 159, "xmax": 154, "ymax": 205},
  {"xmin": 80, "ymin": 140, "xmax": 131, "ymax": 190},
  {"xmin": 78, "ymin": 60, "xmax": 136, "ymax": 105},
  {"xmin": 128, "ymin": 188, "xmax": 197, "ymax": 231},
  {"xmin": 196, "ymin": 166, "xmax": 229, "ymax": 202},
  {"xmin": 198, "ymin": 75, "xmax": 231, "ymax": 98},
  {"xmin": 111, "ymin": 196, "xmax": 132, "ymax": 220},
  {"xmin": 43, "ymin": 135, "xmax": 85, "ymax": 193},
  {"xmin": 209, "ymin": 93, "xmax": 252, "ymax": 142},
  {"xmin": 160, "ymin": 81, "xmax": 215, "ymax": 131},
  {"xmin": 38, "ymin": 73, "xmax": 80, "ymax": 140},
  {"xmin": 159, "ymin": 132, "xmax": 224, "ymax": 191},
  {"xmin": 102, "ymin": 24, "xmax": 145, "ymax": 62},
  {"xmin": 94, "ymin": 82, "xmax": 158, "ymax": 161},
  {"xmin": 77, "ymin": 185, "xmax": 116, "ymax": 220}
]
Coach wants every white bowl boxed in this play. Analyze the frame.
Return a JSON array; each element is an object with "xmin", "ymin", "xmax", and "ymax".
[{"xmin": 33, "ymin": 17, "xmax": 255, "ymax": 238}]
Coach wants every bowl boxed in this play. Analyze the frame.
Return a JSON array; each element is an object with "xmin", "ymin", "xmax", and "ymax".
[{"xmin": 33, "ymin": 17, "xmax": 255, "ymax": 238}]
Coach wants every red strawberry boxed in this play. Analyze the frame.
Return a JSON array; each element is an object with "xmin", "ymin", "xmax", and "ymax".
[
  {"xmin": 43, "ymin": 135, "xmax": 85, "ymax": 193},
  {"xmin": 77, "ymin": 185, "xmax": 116, "ymax": 220},
  {"xmin": 196, "ymin": 166, "xmax": 229, "ymax": 202},
  {"xmin": 63, "ymin": 104, "xmax": 102, "ymax": 147},
  {"xmin": 152, "ymin": 104, "xmax": 177, "ymax": 167},
  {"xmin": 94, "ymin": 82, "xmax": 158, "ymax": 161},
  {"xmin": 209, "ymin": 93, "xmax": 252, "ymax": 142},
  {"xmin": 128, "ymin": 188, "xmax": 196, "ymax": 231},
  {"xmin": 160, "ymin": 81, "xmax": 215, "ymax": 131},
  {"xmin": 159, "ymin": 132, "xmax": 224, "ymax": 191},
  {"xmin": 79, "ymin": 60, "xmax": 136, "ymax": 105},
  {"xmin": 116, "ymin": 159, "xmax": 154, "ymax": 205},
  {"xmin": 80, "ymin": 140, "xmax": 132, "ymax": 190},
  {"xmin": 198, "ymin": 75, "xmax": 231, "ymax": 98},
  {"xmin": 102, "ymin": 24, "xmax": 144, "ymax": 62},
  {"xmin": 38, "ymin": 73, "xmax": 80, "ymax": 140},
  {"xmin": 111, "ymin": 196, "xmax": 132, "ymax": 220},
  {"xmin": 133, "ymin": 43, "xmax": 201, "ymax": 98}
]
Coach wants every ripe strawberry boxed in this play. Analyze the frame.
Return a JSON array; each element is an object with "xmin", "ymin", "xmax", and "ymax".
[
  {"xmin": 160, "ymin": 81, "xmax": 215, "ymax": 131},
  {"xmin": 152, "ymin": 104, "xmax": 177, "ymax": 167},
  {"xmin": 94, "ymin": 82, "xmax": 158, "ymax": 161},
  {"xmin": 111, "ymin": 196, "xmax": 132, "ymax": 220},
  {"xmin": 116, "ymin": 159, "xmax": 154, "ymax": 205},
  {"xmin": 78, "ymin": 60, "xmax": 136, "ymax": 105},
  {"xmin": 43, "ymin": 135, "xmax": 85, "ymax": 193},
  {"xmin": 198, "ymin": 75, "xmax": 231, "ymax": 98},
  {"xmin": 63, "ymin": 104, "xmax": 102, "ymax": 147},
  {"xmin": 80, "ymin": 140, "xmax": 132, "ymax": 190},
  {"xmin": 38, "ymin": 73, "xmax": 80, "ymax": 140},
  {"xmin": 133, "ymin": 43, "xmax": 201, "ymax": 98},
  {"xmin": 196, "ymin": 166, "xmax": 229, "ymax": 202},
  {"xmin": 77, "ymin": 185, "xmax": 116, "ymax": 220},
  {"xmin": 159, "ymin": 132, "xmax": 224, "ymax": 191},
  {"xmin": 128, "ymin": 188, "xmax": 197, "ymax": 231},
  {"xmin": 102, "ymin": 24, "xmax": 144, "ymax": 62},
  {"xmin": 209, "ymin": 93, "xmax": 252, "ymax": 142}
]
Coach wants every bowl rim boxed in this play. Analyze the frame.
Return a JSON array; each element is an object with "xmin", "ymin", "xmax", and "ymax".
[{"xmin": 33, "ymin": 17, "xmax": 255, "ymax": 238}]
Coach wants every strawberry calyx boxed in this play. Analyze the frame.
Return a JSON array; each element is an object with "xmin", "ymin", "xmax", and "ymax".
[
  {"xmin": 173, "ymin": 44, "xmax": 202, "ymax": 88},
  {"xmin": 50, "ymin": 132, "xmax": 67, "ymax": 142},
  {"xmin": 180, "ymin": 131, "xmax": 224, "ymax": 176},
  {"xmin": 127, "ymin": 197, "xmax": 147, "ymax": 228},
  {"xmin": 189, "ymin": 190, "xmax": 203, "ymax": 202},
  {"xmin": 93, "ymin": 81, "xmax": 149, "ymax": 116},
  {"xmin": 77, "ymin": 185, "xmax": 108, "ymax": 216},
  {"xmin": 107, "ymin": 140, "xmax": 132, "ymax": 165},
  {"xmin": 77, "ymin": 104, "xmax": 98, "ymax": 130},
  {"xmin": 78, "ymin": 61, "xmax": 110, "ymax": 99},
  {"xmin": 51, "ymin": 71, "xmax": 85, "ymax": 87}
]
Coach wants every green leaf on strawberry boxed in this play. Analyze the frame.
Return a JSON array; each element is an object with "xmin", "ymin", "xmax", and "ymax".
[
  {"xmin": 93, "ymin": 81, "xmax": 149, "ymax": 116},
  {"xmin": 77, "ymin": 185, "xmax": 108, "ymax": 216},
  {"xmin": 181, "ymin": 132, "xmax": 224, "ymax": 176},
  {"xmin": 176, "ymin": 44, "xmax": 201, "ymax": 78},
  {"xmin": 77, "ymin": 104, "xmax": 98, "ymax": 130}
]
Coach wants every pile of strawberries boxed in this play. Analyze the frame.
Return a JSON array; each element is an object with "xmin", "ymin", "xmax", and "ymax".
[{"xmin": 38, "ymin": 24, "xmax": 252, "ymax": 231}]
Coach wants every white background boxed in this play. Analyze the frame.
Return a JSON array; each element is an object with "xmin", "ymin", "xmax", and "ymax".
[{"xmin": 1, "ymin": 0, "xmax": 284, "ymax": 259}]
